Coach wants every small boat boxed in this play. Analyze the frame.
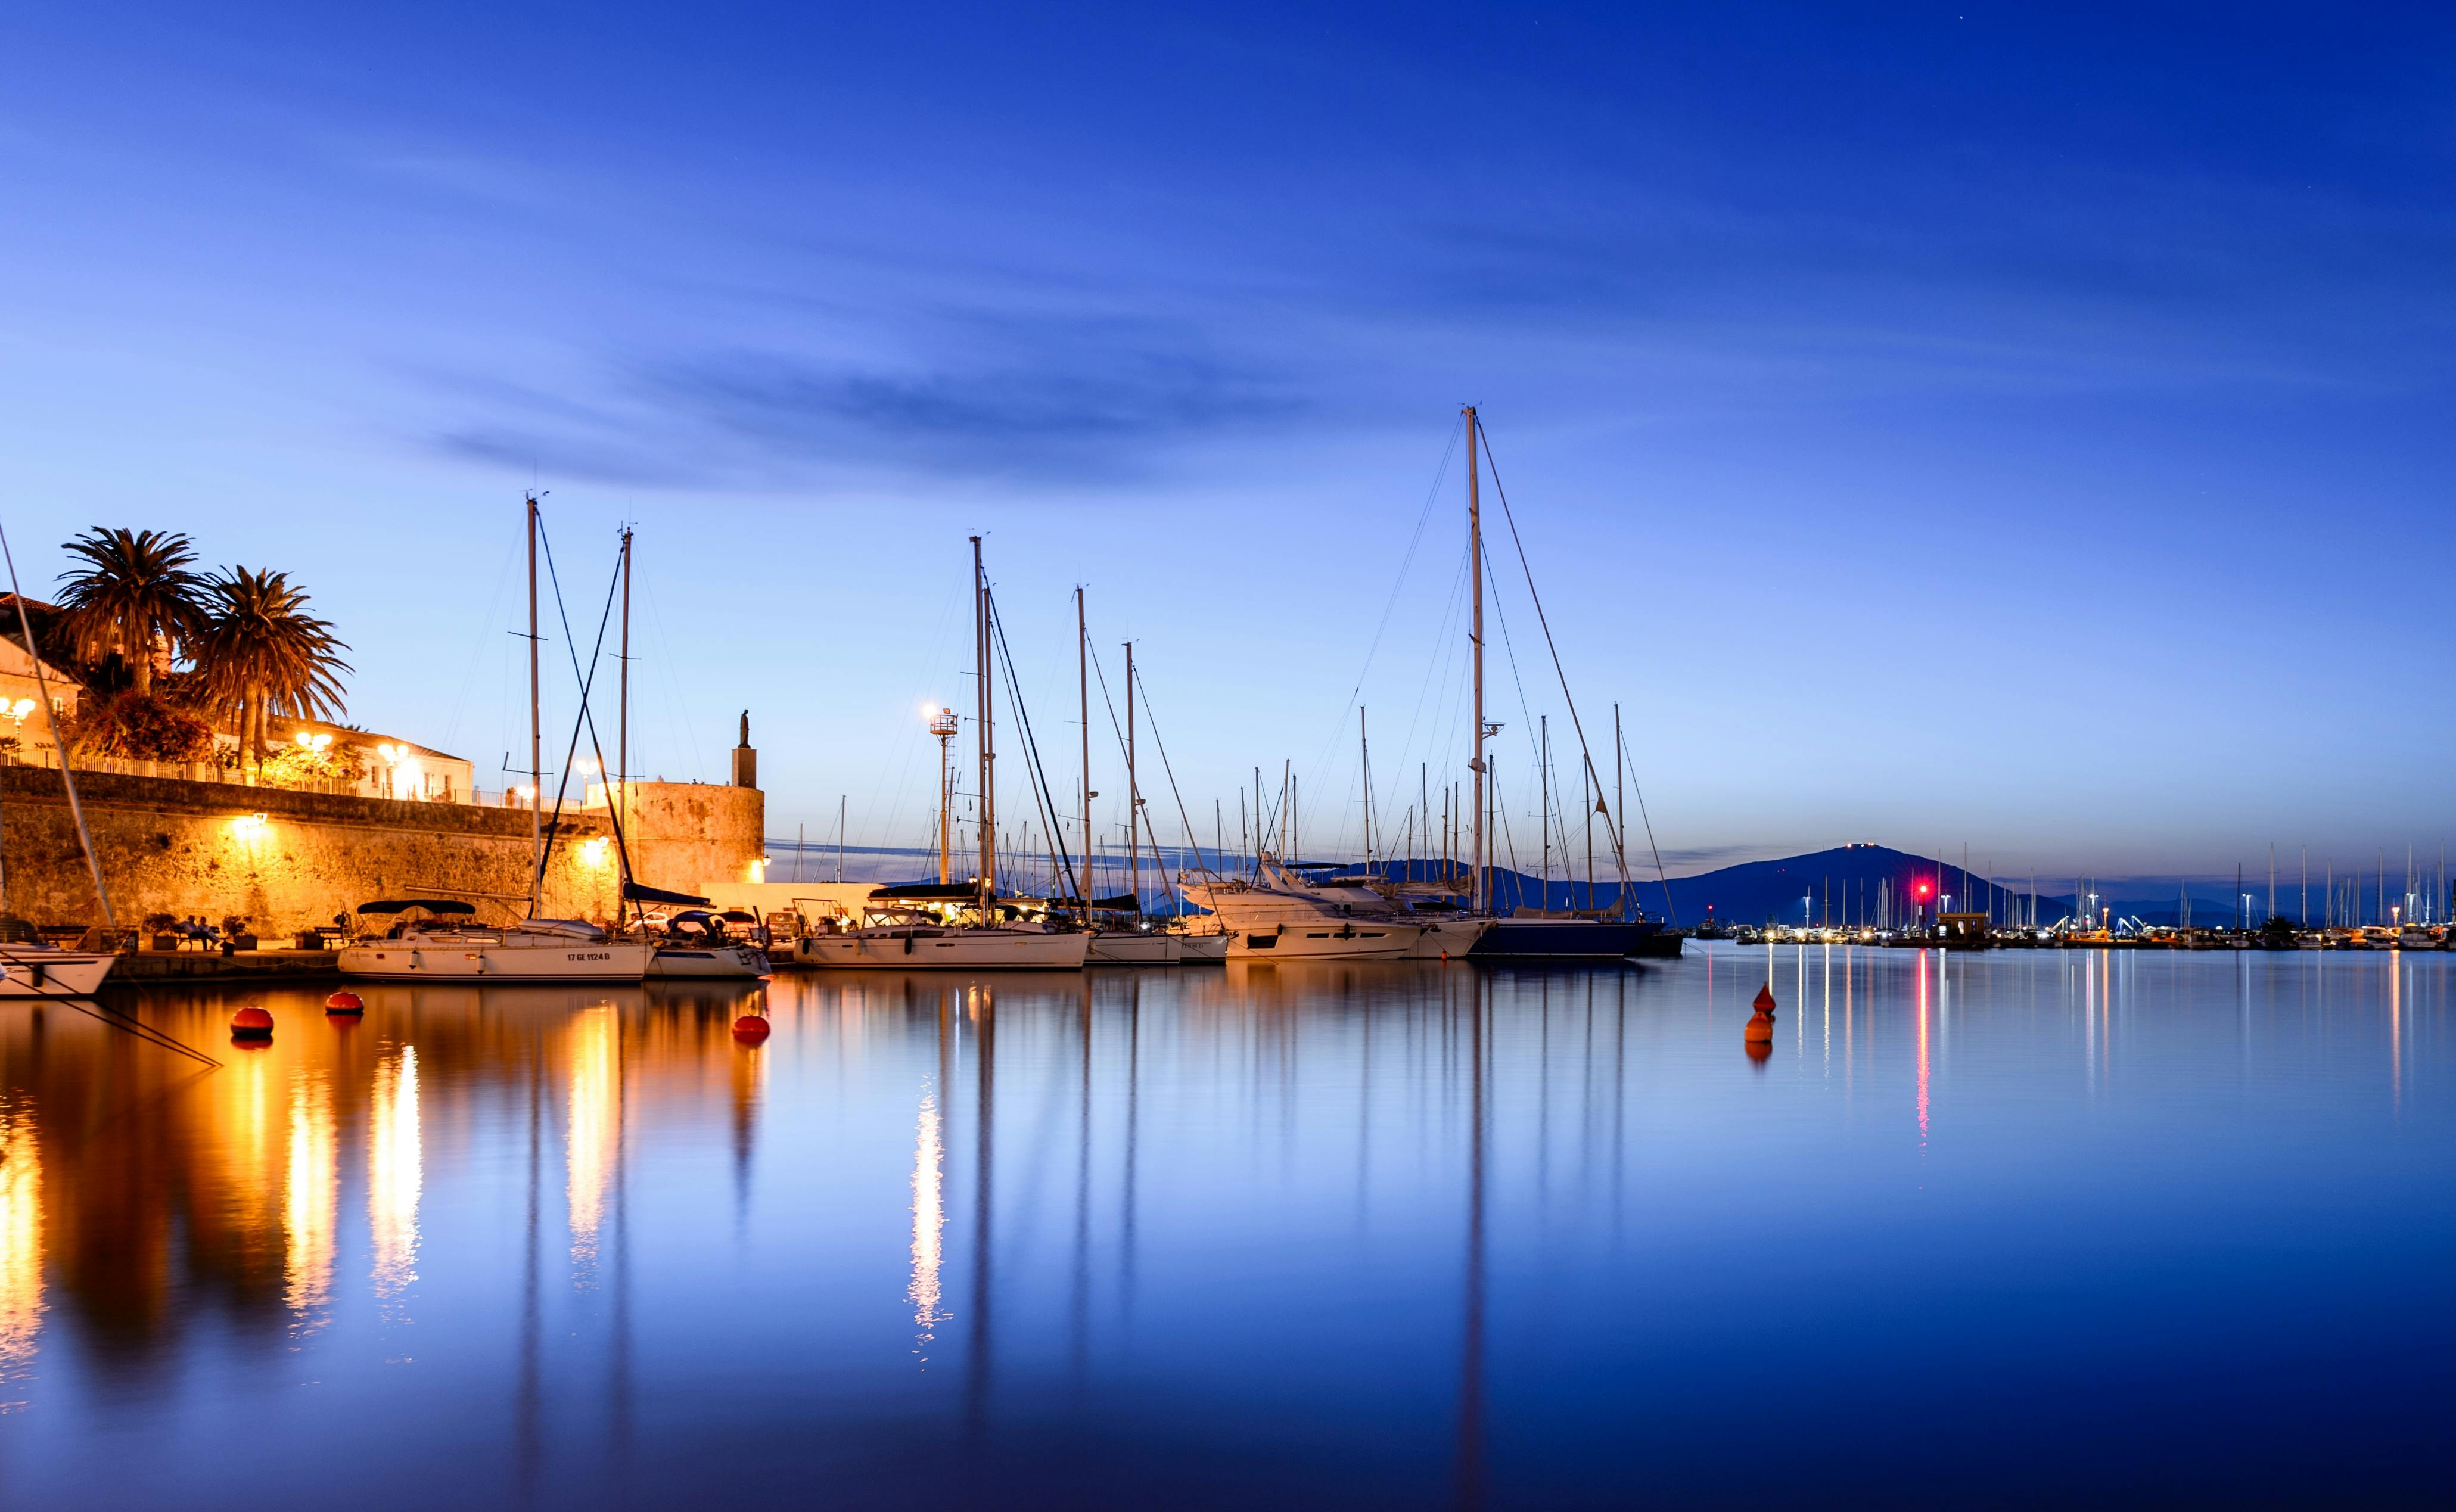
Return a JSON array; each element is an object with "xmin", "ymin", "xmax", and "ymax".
[
  {"xmin": 0, "ymin": 940, "xmax": 115, "ymax": 998},
  {"xmin": 648, "ymin": 942, "xmax": 772, "ymax": 978},
  {"xmin": 645, "ymin": 909, "xmax": 772, "ymax": 978}
]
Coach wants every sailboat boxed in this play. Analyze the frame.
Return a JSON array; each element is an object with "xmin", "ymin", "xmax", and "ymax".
[
  {"xmin": 1450, "ymin": 405, "xmax": 1662, "ymax": 962},
  {"xmin": 0, "ymin": 528, "xmax": 117, "ymax": 997},
  {"xmin": 798, "ymin": 537, "xmax": 1090, "ymax": 971},
  {"xmin": 339, "ymin": 497, "xmax": 649, "ymax": 983},
  {"xmin": 1077, "ymin": 620, "xmax": 1216, "ymax": 964}
]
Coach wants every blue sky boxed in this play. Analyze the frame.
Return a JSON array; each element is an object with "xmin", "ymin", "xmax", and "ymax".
[{"xmin": 4, "ymin": 2, "xmax": 2451, "ymax": 881}]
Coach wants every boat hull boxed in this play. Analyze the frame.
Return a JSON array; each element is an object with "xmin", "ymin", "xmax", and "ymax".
[
  {"xmin": 1468, "ymin": 919, "xmax": 1661, "ymax": 960},
  {"xmin": 795, "ymin": 930, "xmax": 1090, "ymax": 970},
  {"xmin": 1404, "ymin": 917, "xmax": 1493, "ymax": 959},
  {"xmin": 1227, "ymin": 922, "xmax": 1422, "ymax": 960},
  {"xmin": 1179, "ymin": 933, "xmax": 1230, "ymax": 963},
  {"xmin": 337, "ymin": 940, "xmax": 652, "ymax": 982},
  {"xmin": 646, "ymin": 945, "xmax": 772, "ymax": 978},
  {"xmin": 0, "ymin": 948, "xmax": 116, "ymax": 997},
  {"xmin": 1089, "ymin": 932, "xmax": 1184, "ymax": 965}
]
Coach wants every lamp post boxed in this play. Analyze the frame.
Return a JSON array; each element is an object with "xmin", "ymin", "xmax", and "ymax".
[{"xmin": 928, "ymin": 704, "xmax": 960, "ymax": 885}]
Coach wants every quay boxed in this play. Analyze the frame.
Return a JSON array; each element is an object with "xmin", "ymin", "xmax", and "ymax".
[{"xmin": 108, "ymin": 949, "xmax": 341, "ymax": 982}]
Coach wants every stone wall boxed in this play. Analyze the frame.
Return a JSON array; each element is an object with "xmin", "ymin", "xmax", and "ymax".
[{"xmin": 0, "ymin": 767, "xmax": 764, "ymax": 934}]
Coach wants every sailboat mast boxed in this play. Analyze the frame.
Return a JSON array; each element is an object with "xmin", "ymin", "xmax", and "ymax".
[
  {"xmin": 974, "ymin": 536, "xmax": 994, "ymax": 917},
  {"xmin": 1466, "ymin": 405, "xmax": 1485, "ymax": 914},
  {"xmin": 1078, "ymin": 587, "xmax": 1090, "ymax": 913},
  {"xmin": 527, "ymin": 494, "xmax": 543, "ymax": 917},
  {"xmin": 1126, "ymin": 640, "xmax": 1140, "ymax": 915},
  {"xmin": 1, "ymin": 526, "xmax": 112, "ymax": 924},
  {"xmin": 617, "ymin": 524, "xmax": 632, "ymax": 922},
  {"xmin": 1360, "ymin": 706, "xmax": 1372, "ymax": 875}
]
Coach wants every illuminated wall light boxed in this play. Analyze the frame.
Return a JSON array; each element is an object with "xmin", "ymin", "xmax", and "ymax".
[
  {"xmin": 748, "ymin": 858, "xmax": 768, "ymax": 883},
  {"xmin": 578, "ymin": 836, "xmax": 611, "ymax": 868},
  {"xmin": 231, "ymin": 812, "xmax": 269, "ymax": 840}
]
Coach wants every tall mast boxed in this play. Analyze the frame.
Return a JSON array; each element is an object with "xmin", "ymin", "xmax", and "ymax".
[
  {"xmin": 617, "ymin": 524, "xmax": 632, "ymax": 920},
  {"xmin": 1359, "ymin": 706, "xmax": 1372, "ymax": 876},
  {"xmin": 526, "ymin": 494, "xmax": 543, "ymax": 917},
  {"xmin": 1540, "ymin": 714, "xmax": 1550, "ymax": 892},
  {"xmin": 1466, "ymin": 405, "xmax": 1486, "ymax": 914},
  {"xmin": 973, "ymin": 537, "xmax": 995, "ymax": 917},
  {"xmin": 1614, "ymin": 703, "xmax": 1625, "ymax": 920},
  {"xmin": 1078, "ymin": 587, "xmax": 1091, "ymax": 911},
  {"xmin": 1126, "ymin": 640, "xmax": 1139, "ymax": 914},
  {"xmin": 1, "ymin": 525, "xmax": 111, "ymax": 925}
]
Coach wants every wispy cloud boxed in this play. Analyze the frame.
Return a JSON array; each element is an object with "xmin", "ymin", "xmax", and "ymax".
[{"xmin": 430, "ymin": 309, "xmax": 1307, "ymax": 490}]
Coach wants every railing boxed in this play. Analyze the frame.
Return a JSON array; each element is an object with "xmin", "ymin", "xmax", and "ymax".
[{"xmin": 1, "ymin": 749, "xmax": 474, "ymax": 803}]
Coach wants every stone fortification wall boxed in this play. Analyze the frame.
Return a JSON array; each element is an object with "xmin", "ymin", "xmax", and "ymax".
[{"xmin": 0, "ymin": 768, "xmax": 763, "ymax": 934}]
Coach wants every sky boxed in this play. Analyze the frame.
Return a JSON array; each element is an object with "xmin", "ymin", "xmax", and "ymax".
[{"xmin": 3, "ymin": 2, "xmax": 2451, "ymax": 883}]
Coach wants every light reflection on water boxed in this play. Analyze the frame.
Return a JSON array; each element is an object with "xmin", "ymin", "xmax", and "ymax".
[{"xmin": 0, "ymin": 949, "xmax": 2450, "ymax": 1507}]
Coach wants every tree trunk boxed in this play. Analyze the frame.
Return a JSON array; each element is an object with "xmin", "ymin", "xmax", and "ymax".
[
  {"xmin": 249, "ymin": 681, "xmax": 266, "ymax": 767},
  {"xmin": 129, "ymin": 626, "xmax": 151, "ymax": 697}
]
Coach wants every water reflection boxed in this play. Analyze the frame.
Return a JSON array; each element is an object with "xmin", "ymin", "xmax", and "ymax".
[
  {"xmin": 0, "ymin": 1093, "xmax": 39, "ymax": 1411},
  {"xmin": 369, "ymin": 1046, "xmax": 421, "ymax": 1304},
  {"xmin": 0, "ymin": 955, "xmax": 2449, "ymax": 1507},
  {"xmin": 568, "ymin": 1006, "xmax": 618, "ymax": 1277},
  {"xmin": 283, "ymin": 1071, "xmax": 336, "ymax": 1327}
]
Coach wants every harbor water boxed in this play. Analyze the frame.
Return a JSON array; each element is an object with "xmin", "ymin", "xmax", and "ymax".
[{"xmin": 2, "ymin": 945, "xmax": 2452, "ymax": 1507}]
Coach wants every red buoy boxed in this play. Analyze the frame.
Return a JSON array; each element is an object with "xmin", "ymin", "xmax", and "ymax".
[
  {"xmin": 732, "ymin": 1015, "xmax": 771, "ymax": 1043},
  {"xmin": 325, "ymin": 990, "xmax": 365, "ymax": 1015},
  {"xmin": 231, "ymin": 1006, "xmax": 275, "ymax": 1041},
  {"xmin": 1752, "ymin": 984, "xmax": 1778, "ymax": 1014}
]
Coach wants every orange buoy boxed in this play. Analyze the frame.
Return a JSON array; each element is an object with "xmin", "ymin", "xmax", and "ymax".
[
  {"xmin": 231, "ymin": 1006, "xmax": 275, "ymax": 1041},
  {"xmin": 732, "ymin": 1015, "xmax": 771, "ymax": 1043},
  {"xmin": 1744, "ymin": 983, "xmax": 1777, "ymax": 1045},
  {"xmin": 325, "ymin": 990, "xmax": 364, "ymax": 1015}
]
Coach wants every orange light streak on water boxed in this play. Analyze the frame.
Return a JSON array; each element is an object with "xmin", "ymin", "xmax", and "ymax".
[{"xmin": 0, "ymin": 1097, "xmax": 40, "ymax": 1412}]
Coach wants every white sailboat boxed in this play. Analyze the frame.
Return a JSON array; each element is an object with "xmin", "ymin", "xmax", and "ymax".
[
  {"xmin": 799, "ymin": 537, "xmax": 1090, "ymax": 972},
  {"xmin": 0, "ymin": 942, "xmax": 116, "ymax": 998},
  {"xmin": 340, "ymin": 497, "xmax": 647, "ymax": 984}
]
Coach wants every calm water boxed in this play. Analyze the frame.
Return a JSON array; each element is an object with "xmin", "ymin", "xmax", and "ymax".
[{"xmin": 2, "ymin": 945, "xmax": 2452, "ymax": 1508}]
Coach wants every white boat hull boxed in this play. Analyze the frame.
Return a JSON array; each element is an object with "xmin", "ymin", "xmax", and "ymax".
[
  {"xmin": 0, "ymin": 948, "xmax": 116, "ymax": 997},
  {"xmin": 338, "ymin": 939, "xmax": 651, "ymax": 982},
  {"xmin": 647, "ymin": 944, "xmax": 772, "ymax": 978},
  {"xmin": 1089, "ymin": 931, "xmax": 1185, "ymax": 965},
  {"xmin": 1404, "ymin": 918, "xmax": 1492, "ymax": 959},
  {"xmin": 1226, "ymin": 921, "xmax": 1422, "ymax": 960},
  {"xmin": 1179, "ymin": 932, "xmax": 1229, "ymax": 963},
  {"xmin": 795, "ymin": 929, "xmax": 1090, "ymax": 970}
]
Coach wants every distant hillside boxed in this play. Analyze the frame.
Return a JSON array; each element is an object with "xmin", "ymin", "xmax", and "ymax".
[{"xmin": 1341, "ymin": 844, "xmax": 2050, "ymax": 925}]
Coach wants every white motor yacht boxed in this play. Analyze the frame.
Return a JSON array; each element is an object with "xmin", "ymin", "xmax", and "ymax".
[
  {"xmin": 339, "ymin": 915, "xmax": 651, "ymax": 982},
  {"xmin": 1179, "ymin": 859, "xmax": 1427, "ymax": 960},
  {"xmin": 0, "ymin": 941, "xmax": 116, "ymax": 998}
]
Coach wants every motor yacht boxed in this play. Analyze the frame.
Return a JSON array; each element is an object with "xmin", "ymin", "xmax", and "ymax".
[{"xmin": 1179, "ymin": 859, "xmax": 1426, "ymax": 960}]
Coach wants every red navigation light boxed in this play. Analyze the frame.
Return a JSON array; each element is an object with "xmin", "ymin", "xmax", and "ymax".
[{"xmin": 1915, "ymin": 882, "xmax": 1932, "ymax": 899}]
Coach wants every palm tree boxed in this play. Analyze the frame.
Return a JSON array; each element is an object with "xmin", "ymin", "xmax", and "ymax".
[
  {"xmin": 55, "ymin": 528, "xmax": 207, "ymax": 696},
  {"xmin": 193, "ymin": 567, "xmax": 352, "ymax": 765}
]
